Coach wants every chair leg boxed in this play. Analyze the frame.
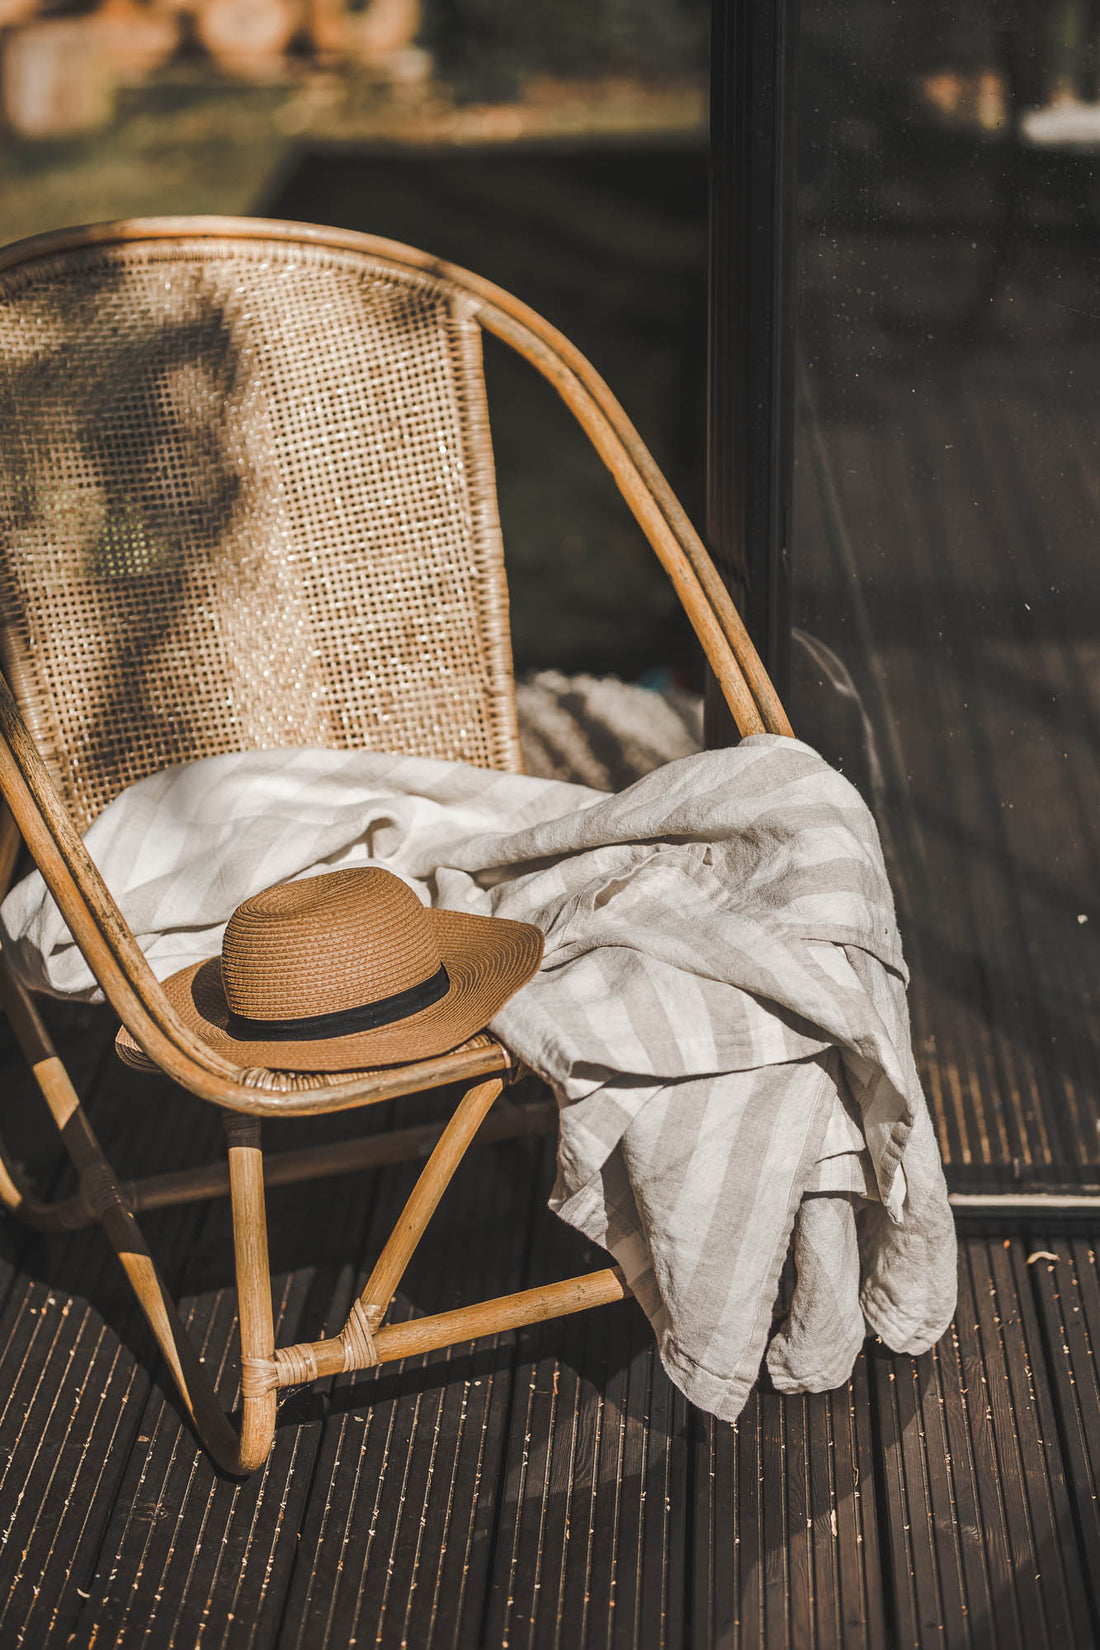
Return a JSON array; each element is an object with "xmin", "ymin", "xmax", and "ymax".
[
  {"xmin": 0, "ymin": 954, "xmax": 117, "ymax": 1232},
  {"xmin": 223, "ymin": 1114, "xmax": 277, "ymax": 1472},
  {"xmin": 1, "ymin": 953, "xmax": 625, "ymax": 1462},
  {"xmin": 0, "ymin": 955, "xmax": 269, "ymax": 1475},
  {"xmin": 270, "ymin": 1075, "xmax": 506, "ymax": 1387},
  {"xmin": 265, "ymin": 1077, "xmax": 630, "ymax": 1393},
  {"xmin": 358, "ymin": 1075, "xmax": 504, "ymax": 1323},
  {"xmin": 98, "ymin": 1198, "xmax": 247, "ymax": 1474}
]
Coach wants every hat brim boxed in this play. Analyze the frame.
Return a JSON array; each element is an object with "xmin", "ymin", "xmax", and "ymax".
[{"xmin": 120, "ymin": 907, "xmax": 544, "ymax": 1072}]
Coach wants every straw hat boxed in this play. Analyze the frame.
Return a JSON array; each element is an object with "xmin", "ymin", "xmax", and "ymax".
[{"xmin": 126, "ymin": 867, "xmax": 544, "ymax": 1071}]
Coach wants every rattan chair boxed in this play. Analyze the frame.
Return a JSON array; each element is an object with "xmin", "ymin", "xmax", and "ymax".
[{"xmin": 0, "ymin": 216, "xmax": 791, "ymax": 1474}]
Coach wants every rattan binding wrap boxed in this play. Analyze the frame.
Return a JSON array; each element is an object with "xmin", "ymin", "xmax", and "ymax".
[{"xmin": 0, "ymin": 237, "xmax": 522, "ymax": 830}]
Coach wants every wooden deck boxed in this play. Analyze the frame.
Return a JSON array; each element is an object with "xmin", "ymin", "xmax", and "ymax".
[{"xmin": 0, "ymin": 1001, "xmax": 1098, "ymax": 1648}]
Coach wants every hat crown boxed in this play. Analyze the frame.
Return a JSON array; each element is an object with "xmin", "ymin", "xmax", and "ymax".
[{"xmin": 220, "ymin": 868, "xmax": 441, "ymax": 1022}]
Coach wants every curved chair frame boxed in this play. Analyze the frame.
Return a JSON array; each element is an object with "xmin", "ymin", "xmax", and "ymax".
[{"xmin": 0, "ymin": 217, "xmax": 791, "ymax": 1474}]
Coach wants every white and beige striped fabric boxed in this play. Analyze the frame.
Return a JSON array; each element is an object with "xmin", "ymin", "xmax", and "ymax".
[{"xmin": 0, "ymin": 729, "xmax": 957, "ymax": 1422}]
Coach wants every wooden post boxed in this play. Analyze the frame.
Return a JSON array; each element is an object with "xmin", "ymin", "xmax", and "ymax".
[
  {"xmin": 224, "ymin": 1114, "xmax": 278, "ymax": 1472},
  {"xmin": 706, "ymin": 0, "xmax": 800, "ymax": 743}
]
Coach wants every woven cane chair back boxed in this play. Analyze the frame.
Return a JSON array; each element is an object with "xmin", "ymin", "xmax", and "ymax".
[{"xmin": 0, "ymin": 234, "xmax": 521, "ymax": 831}]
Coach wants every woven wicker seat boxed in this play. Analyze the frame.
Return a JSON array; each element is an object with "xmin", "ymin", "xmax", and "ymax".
[{"xmin": 0, "ymin": 216, "xmax": 791, "ymax": 1473}]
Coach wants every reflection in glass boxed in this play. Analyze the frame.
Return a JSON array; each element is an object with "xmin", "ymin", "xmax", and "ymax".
[{"xmin": 792, "ymin": 0, "xmax": 1099, "ymax": 1189}]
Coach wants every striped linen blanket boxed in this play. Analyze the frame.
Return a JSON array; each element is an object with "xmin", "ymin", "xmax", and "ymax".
[{"xmin": 0, "ymin": 733, "xmax": 956, "ymax": 1421}]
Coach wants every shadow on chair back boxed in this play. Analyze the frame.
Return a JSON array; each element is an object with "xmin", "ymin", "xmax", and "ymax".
[{"xmin": 0, "ymin": 232, "xmax": 523, "ymax": 832}]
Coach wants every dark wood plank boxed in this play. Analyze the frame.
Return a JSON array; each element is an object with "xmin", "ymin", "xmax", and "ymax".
[
  {"xmin": 986, "ymin": 1235, "xmax": 1094, "ymax": 1646},
  {"xmin": 65, "ymin": 1265, "xmax": 328, "ymax": 1650},
  {"xmin": 873, "ymin": 1237, "xmax": 1097, "ymax": 1650},
  {"xmin": 0, "ymin": 1027, "xmax": 215, "ymax": 1649},
  {"xmin": 632, "ymin": 1320, "xmax": 690, "ymax": 1650},
  {"xmin": 63, "ymin": 1097, "xmax": 403, "ymax": 1649},
  {"xmin": 1026, "ymin": 1234, "xmax": 1100, "ymax": 1638},
  {"xmin": 276, "ymin": 1104, "xmax": 545, "ymax": 1650},
  {"xmin": 481, "ymin": 1141, "xmax": 689, "ymax": 1650},
  {"xmin": 692, "ymin": 1353, "xmax": 886, "ymax": 1649},
  {"xmin": 0, "ymin": 1276, "xmax": 145, "ymax": 1647}
]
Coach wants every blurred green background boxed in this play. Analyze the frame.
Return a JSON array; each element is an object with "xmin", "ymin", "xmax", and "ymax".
[{"xmin": 0, "ymin": 0, "xmax": 710, "ymax": 683}]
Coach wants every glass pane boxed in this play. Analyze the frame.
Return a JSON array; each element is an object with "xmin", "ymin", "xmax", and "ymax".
[{"xmin": 792, "ymin": 0, "xmax": 1100, "ymax": 1189}]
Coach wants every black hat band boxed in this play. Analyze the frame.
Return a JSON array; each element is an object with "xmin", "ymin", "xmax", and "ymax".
[{"xmin": 226, "ymin": 963, "xmax": 450, "ymax": 1042}]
